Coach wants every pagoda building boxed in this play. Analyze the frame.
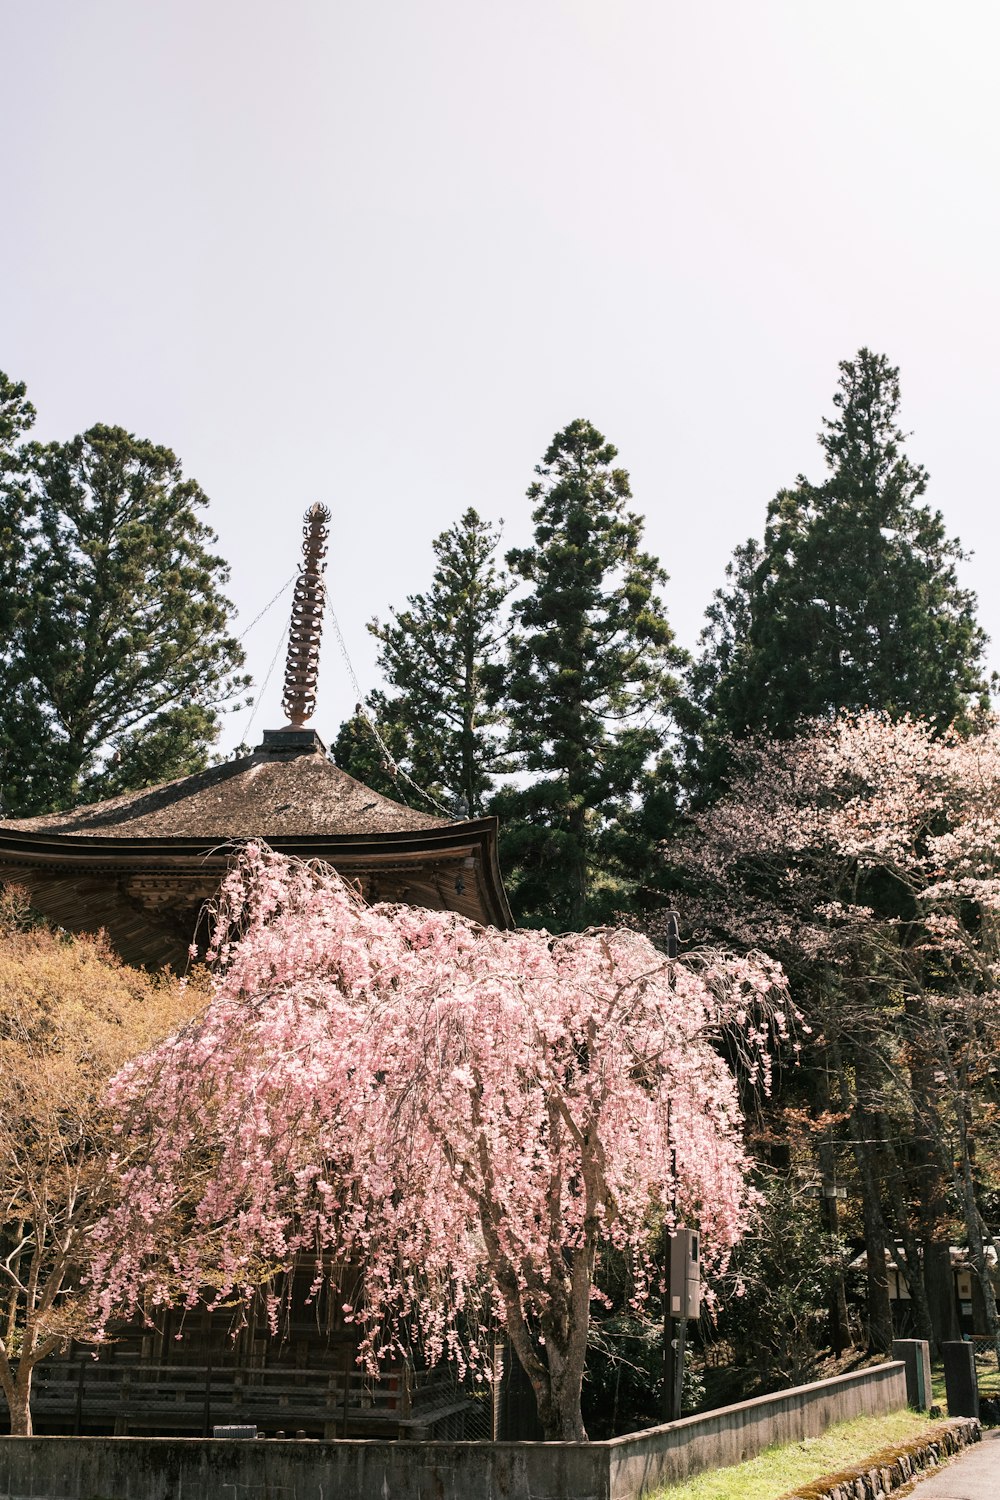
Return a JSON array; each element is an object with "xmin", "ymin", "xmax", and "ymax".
[
  {"xmin": 2, "ymin": 505, "xmax": 515, "ymax": 1440},
  {"xmin": 0, "ymin": 504, "xmax": 512, "ymax": 964}
]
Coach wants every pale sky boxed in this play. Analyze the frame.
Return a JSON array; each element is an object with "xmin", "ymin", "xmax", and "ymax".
[{"xmin": 3, "ymin": 1, "xmax": 999, "ymax": 755}]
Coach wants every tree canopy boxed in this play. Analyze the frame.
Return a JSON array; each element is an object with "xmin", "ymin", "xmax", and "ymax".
[
  {"xmin": 668, "ymin": 711, "xmax": 1000, "ymax": 1359},
  {"xmin": 334, "ymin": 508, "xmax": 511, "ymax": 816},
  {"xmin": 686, "ymin": 350, "xmax": 989, "ymax": 797},
  {"xmin": 0, "ymin": 377, "xmax": 250, "ymax": 816},
  {"xmin": 90, "ymin": 844, "xmax": 785, "ymax": 1441},
  {"xmin": 494, "ymin": 419, "xmax": 686, "ymax": 928},
  {"xmin": 0, "ymin": 372, "xmax": 37, "ymax": 647},
  {"xmin": 0, "ymin": 890, "xmax": 199, "ymax": 1434},
  {"xmin": 0, "ymin": 372, "xmax": 34, "ymax": 460}
]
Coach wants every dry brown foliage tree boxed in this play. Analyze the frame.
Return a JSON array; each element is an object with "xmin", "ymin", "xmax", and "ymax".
[{"xmin": 0, "ymin": 887, "xmax": 200, "ymax": 1434}]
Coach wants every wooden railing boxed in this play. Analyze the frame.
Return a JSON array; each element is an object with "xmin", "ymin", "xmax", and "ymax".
[{"xmin": 27, "ymin": 1357, "xmax": 476, "ymax": 1439}]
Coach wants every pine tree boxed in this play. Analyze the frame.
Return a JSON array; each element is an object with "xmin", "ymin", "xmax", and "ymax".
[
  {"xmin": 0, "ymin": 412, "xmax": 250, "ymax": 816},
  {"xmin": 686, "ymin": 350, "xmax": 989, "ymax": 796},
  {"xmin": 334, "ymin": 508, "xmax": 511, "ymax": 817},
  {"xmin": 495, "ymin": 419, "xmax": 685, "ymax": 929}
]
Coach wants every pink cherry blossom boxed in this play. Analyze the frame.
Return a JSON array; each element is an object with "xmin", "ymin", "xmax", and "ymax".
[
  {"xmin": 89, "ymin": 844, "xmax": 785, "ymax": 1440},
  {"xmin": 673, "ymin": 710, "xmax": 1000, "ymax": 1364}
]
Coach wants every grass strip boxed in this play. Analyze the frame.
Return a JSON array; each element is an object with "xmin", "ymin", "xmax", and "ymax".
[{"xmin": 653, "ymin": 1408, "xmax": 935, "ymax": 1500}]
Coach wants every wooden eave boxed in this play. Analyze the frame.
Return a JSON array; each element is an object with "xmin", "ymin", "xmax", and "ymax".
[{"xmin": 0, "ymin": 819, "xmax": 513, "ymax": 969}]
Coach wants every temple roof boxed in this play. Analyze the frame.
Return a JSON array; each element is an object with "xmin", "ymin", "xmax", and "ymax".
[
  {"xmin": 0, "ymin": 506, "xmax": 514, "ymax": 959},
  {"xmin": 0, "ymin": 730, "xmax": 513, "ymax": 963},
  {"xmin": 1, "ymin": 733, "xmax": 444, "ymax": 840}
]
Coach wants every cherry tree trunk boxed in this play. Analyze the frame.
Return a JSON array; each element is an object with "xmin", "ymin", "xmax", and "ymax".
[
  {"xmin": 503, "ymin": 1294, "xmax": 591, "ymax": 1440},
  {"xmin": 835, "ymin": 1045, "xmax": 893, "ymax": 1354},
  {"xmin": 5, "ymin": 1369, "xmax": 33, "ymax": 1436},
  {"xmin": 908, "ymin": 1002, "xmax": 959, "ymax": 1353},
  {"xmin": 534, "ymin": 1345, "xmax": 588, "ymax": 1441},
  {"xmin": 881, "ymin": 1135, "xmax": 935, "ymax": 1348},
  {"xmin": 847, "ymin": 1110, "xmax": 893, "ymax": 1354},
  {"xmin": 856, "ymin": 1149, "xmax": 893, "ymax": 1353},
  {"xmin": 957, "ymin": 1119, "xmax": 1000, "ymax": 1370},
  {"xmin": 816, "ymin": 1068, "xmax": 851, "ymax": 1354}
]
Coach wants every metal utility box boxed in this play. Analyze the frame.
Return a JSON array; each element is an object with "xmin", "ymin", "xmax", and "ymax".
[{"xmin": 668, "ymin": 1228, "xmax": 701, "ymax": 1320}]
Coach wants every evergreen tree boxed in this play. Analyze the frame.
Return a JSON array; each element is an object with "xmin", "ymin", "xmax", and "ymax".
[
  {"xmin": 0, "ymin": 371, "xmax": 35, "ymax": 464},
  {"xmin": 334, "ymin": 508, "xmax": 511, "ymax": 817},
  {"xmin": 686, "ymin": 350, "xmax": 989, "ymax": 795},
  {"xmin": 0, "ymin": 372, "xmax": 36, "ymax": 635},
  {"xmin": 495, "ymin": 419, "xmax": 685, "ymax": 930},
  {"xmin": 331, "ymin": 698, "xmax": 412, "ymax": 805},
  {"xmin": 0, "ymin": 411, "xmax": 250, "ymax": 816}
]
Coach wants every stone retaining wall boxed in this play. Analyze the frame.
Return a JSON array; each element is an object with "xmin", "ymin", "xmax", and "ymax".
[
  {"xmin": 607, "ymin": 1360, "xmax": 909, "ymax": 1496},
  {"xmin": 783, "ymin": 1416, "xmax": 980, "ymax": 1500},
  {"xmin": 0, "ymin": 1360, "xmax": 909, "ymax": 1500}
]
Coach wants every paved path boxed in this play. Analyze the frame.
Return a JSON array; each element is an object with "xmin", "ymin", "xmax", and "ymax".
[{"xmin": 910, "ymin": 1427, "xmax": 1000, "ymax": 1498}]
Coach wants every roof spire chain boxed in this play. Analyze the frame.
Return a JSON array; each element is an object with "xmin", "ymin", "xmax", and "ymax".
[{"xmin": 281, "ymin": 503, "xmax": 331, "ymax": 728}]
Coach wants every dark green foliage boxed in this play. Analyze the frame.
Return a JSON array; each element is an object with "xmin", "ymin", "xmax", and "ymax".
[
  {"xmin": 334, "ymin": 509, "xmax": 511, "ymax": 817},
  {"xmin": 0, "ymin": 390, "xmax": 249, "ymax": 816},
  {"xmin": 494, "ymin": 419, "xmax": 685, "ymax": 929},
  {"xmin": 331, "ymin": 699, "xmax": 414, "ymax": 804},
  {"xmin": 715, "ymin": 1171, "xmax": 855, "ymax": 1392},
  {"xmin": 0, "ymin": 373, "xmax": 34, "ymax": 453},
  {"xmin": 0, "ymin": 373, "xmax": 37, "ymax": 638},
  {"xmin": 583, "ymin": 1315, "xmax": 704, "ymax": 1437},
  {"xmin": 686, "ymin": 350, "xmax": 989, "ymax": 797}
]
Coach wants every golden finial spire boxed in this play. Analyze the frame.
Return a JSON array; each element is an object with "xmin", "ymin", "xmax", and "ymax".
[{"xmin": 281, "ymin": 503, "xmax": 331, "ymax": 729}]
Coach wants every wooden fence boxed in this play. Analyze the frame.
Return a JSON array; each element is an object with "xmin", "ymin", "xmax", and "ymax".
[{"xmin": 25, "ymin": 1355, "xmax": 481, "ymax": 1440}]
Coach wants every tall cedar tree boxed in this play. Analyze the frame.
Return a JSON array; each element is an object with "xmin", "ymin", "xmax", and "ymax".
[
  {"xmin": 685, "ymin": 349, "xmax": 988, "ymax": 797},
  {"xmin": 0, "ymin": 391, "xmax": 250, "ymax": 815},
  {"xmin": 0, "ymin": 373, "xmax": 36, "ymax": 640},
  {"xmin": 495, "ymin": 420, "xmax": 685, "ymax": 930},
  {"xmin": 334, "ymin": 509, "xmax": 511, "ymax": 817}
]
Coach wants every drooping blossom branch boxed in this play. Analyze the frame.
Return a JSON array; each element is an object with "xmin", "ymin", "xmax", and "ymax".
[{"xmin": 90, "ymin": 843, "xmax": 787, "ymax": 1440}]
